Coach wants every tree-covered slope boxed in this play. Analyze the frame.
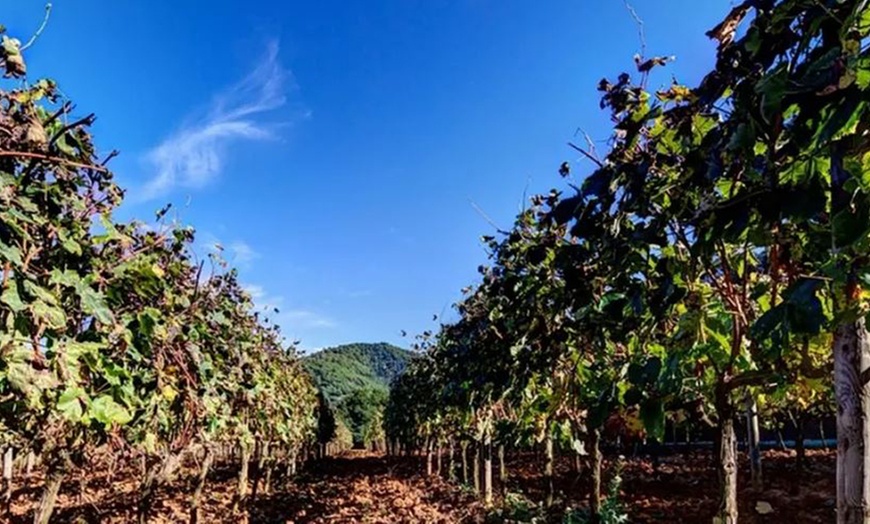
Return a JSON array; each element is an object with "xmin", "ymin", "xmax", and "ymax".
[{"xmin": 304, "ymin": 343, "xmax": 412, "ymax": 446}]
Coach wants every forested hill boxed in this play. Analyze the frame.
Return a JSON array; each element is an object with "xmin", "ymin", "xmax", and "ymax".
[
  {"xmin": 303, "ymin": 343, "xmax": 413, "ymax": 446},
  {"xmin": 303, "ymin": 343, "xmax": 412, "ymax": 399}
]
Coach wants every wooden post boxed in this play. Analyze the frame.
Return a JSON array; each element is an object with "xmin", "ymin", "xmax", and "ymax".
[
  {"xmin": 745, "ymin": 394, "xmax": 762, "ymax": 490},
  {"xmin": 834, "ymin": 317, "xmax": 870, "ymax": 524},
  {"xmin": 473, "ymin": 441, "xmax": 480, "ymax": 494},
  {"xmin": 3, "ymin": 447, "xmax": 12, "ymax": 512},
  {"xmin": 483, "ymin": 432, "xmax": 493, "ymax": 506},
  {"xmin": 34, "ymin": 451, "xmax": 69, "ymax": 524},
  {"xmin": 461, "ymin": 441, "xmax": 469, "ymax": 485},
  {"xmin": 588, "ymin": 429, "xmax": 602, "ymax": 522},
  {"xmin": 498, "ymin": 444, "xmax": 506, "ymax": 483},
  {"xmin": 832, "ymin": 135, "xmax": 870, "ymax": 524},
  {"xmin": 190, "ymin": 448, "xmax": 213, "ymax": 524},
  {"xmin": 545, "ymin": 434, "xmax": 555, "ymax": 508},
  {"xmin": 714, "ymin": 394, "xmax": 737, "ymax": 524},
  {"xmin": 448, "ymin": 439, "xmax": 456, "ymax": 481},
  {"xmin": 232, "ymin": 444, "xmax": 252, "ymax": 514}
]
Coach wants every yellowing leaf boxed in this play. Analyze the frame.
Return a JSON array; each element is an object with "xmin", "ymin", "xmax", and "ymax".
[{"xmin": 161, "ymin": 385, "xmax": 177, "ymax": 402}]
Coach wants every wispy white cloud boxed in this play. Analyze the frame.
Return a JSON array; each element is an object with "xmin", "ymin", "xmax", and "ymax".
[
  {"xmin": 242, "ymin": 284, "xmax": 333, "ymax": 329},
  {"xmin": 197, "ymin": 233, "xmax": 260, "ymax": 270},
  {"xmin": 140, "ymin": 41, "xmax": 293, "ymax": 199},
  {"xmin": 241, "ymin": 283, "xmax": 337, "ymax": 350},
  {"xmin": 243, "ymin": 284, "xmax": 266, "ymax": 300},
  {"xmin": 244, "ymin": 284, "xmax": 284, "ymax": 314},
  {"xmin": 280, "ymin": 309, "xmax": 337, "ymax": 329},
  {"xmin": 243, "ymin": 283, "xmax": 337, "ymax": 342},
  {"xmin": 228, "ymin": 241, "xmax": 260, "ymax": 267}
]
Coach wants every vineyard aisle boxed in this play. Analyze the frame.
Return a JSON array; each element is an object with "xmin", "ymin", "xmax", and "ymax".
[
  {"xmin": 6, "ymin": 451, "xmax": 484, "ymax": 523},
  {"xmin": 270, "ymin": 452, "xmax": 485, "ymax": 524},
  {"xmin": 3, "ymin": 448, "xmax": 838, "ymax": 523},
  {"xmin": 2, "ymin": 1, "xmax": 869, "ymax": 523}
]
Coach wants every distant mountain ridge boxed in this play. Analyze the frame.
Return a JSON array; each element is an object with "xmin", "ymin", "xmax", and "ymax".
[{"xmin": 303, "ymin": 342, "xmax": 413, "ymax": 445}]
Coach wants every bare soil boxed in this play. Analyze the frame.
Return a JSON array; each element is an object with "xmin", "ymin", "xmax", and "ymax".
[
  {"xmin": 496, "ymin": 448, "xmax": 834, "ymax": 523},
  {"xmin": 4, "ymin": 448, "xmax": 834, "ymax": 523}
]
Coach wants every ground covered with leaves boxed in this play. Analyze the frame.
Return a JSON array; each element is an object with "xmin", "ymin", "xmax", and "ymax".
[
  {"xmin": 495, "ymin": 448, "xmax": 834, "ymax": 523},
  {"xmin": 7, "ymin": 451, "xmax": 483, "ymax": 523},
  {"xmin": 6, "ymin": 449, "xmax": 833, "ymax": 523}
]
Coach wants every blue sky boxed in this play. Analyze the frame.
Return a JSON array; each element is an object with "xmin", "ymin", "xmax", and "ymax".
[{"xmin": 5, "ymin": 1, "xmax": 725, "ymax": 351}]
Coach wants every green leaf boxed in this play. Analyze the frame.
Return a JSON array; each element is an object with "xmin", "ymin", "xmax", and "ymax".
[
  {"xmin": 100, "ymin": 359, "xmax": 128, "ymax": 387},
  {"xmin": 89, "ymin": 395, "xmax": 133, "ymax": 427},
  {"xmin": 1, "ymin": 284, "xmax": 25, "ymax": 313},
  {"xmin": 752, "ymin": 279, "xmax": 826, "ymax": 354},
  {"xmin": 49, "ymin": 269, "xmax": 82, "ymax": 288},
  {"xmin": 15, "ymin": 196, "xmax": 38, "ymax": 214},
  {"xmin": 24, "ymin": 282, "xmax": 58, "ymax": 305},
  {"xmin": 57, "ymin": 387, "xmax": 86, "ymax": 422},
  {"xmin": 77, "ymin": 286, "xmax": 113, "ymax": 325},
  {"xmin": 755, "ymin": 64, "xmax": 788, "ymax": 123},
  {"xmin": 0, "ymin": 241, "xmax": 22, "ymax": 266},
  {"xmin": 31, "ymin": 299, "xmax": 66, "ymax": 329},
  {"xmin": 597, "ymin": 292, "xmax": 626, "ymax": 313},
  {"xmin": 55, "ymin": 134, "xmax": 77, "ymax": 156},
  {"xmin": 832, "ymin": 196, "xmax": 870, "ymax": 248},
  {"xmin": 137, "ymin": 309, "xmax": 160, "ymax": 338},
  {"xmin": 60, "ymin": 341, "xmax": 103, "ymax": 374},
  {"xmin": 728, "ymin": 122, "xmax": 756, "ymax": 151},
  {"xmin": 57, "ymin": 230, "xmax": 82, "ymax": 256},
  {"xmin": 5, "ymin": 362, "xmax": 32, "ymax": 394},
  {"xmin": 640, "ymin": 400, "xmax": 665, "ymax": 442},
  {"xmin": 813, "ymin": 97, "xmax": 865, "ymax": 148},
  {"xmin": 857, "ymin": 7, "xmax": 870, "ymax": 37},
  {"xmin": 855, "ymin": 55, "xmax": 870, "ymax": 89}
]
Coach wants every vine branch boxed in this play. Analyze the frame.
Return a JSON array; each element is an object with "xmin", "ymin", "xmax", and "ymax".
[
  {"xmin": 568, "ymin": 141, "xmax": 604, "ymax": 168},
  {"xmin": 0, "ymin": 150, "xmax": 109, "ymax": 173},
  {"xmin": 20, "ymin": 3, "xmax": 53, "ymax": 52},
  {"xmin": 623, "ymin": 0, "xmax": 647, "ymax": 60}
]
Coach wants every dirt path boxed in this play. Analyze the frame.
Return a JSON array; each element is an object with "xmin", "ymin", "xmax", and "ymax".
[
  {"xmin": 6, "ymin": 449, "xmax": 835, "ymax": 523},
  {"xmin": 7, "ymin": 451, "xmax": 483, "ymax": 524},
  {"xmin": 249, "ymin": 452, "xmax": 483, "ymax": 524}
]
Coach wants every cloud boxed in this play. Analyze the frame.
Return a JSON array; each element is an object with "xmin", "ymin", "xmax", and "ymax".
[
  {"xmin": 242, "ymin": 285, "xmax": 332, "ymax": 330},
  {"xmin": 243, "ymin": 284, "xmax": 266, "ymax": 300},
  {"xmin": 279, "ymin": 309, "xmax": 337, "ymax": 330},
  {"xmin": 252, "ymin": 289, "xmax": 284, "ymax": 314},
  {"xmin": 140, "ymin": 41, "xmax": 292, "ymax": 199},
  {"xmin": 228, "ymin": 241, "xmax": 260, "ymax": 267},
  {"xmin": 197, "ymin": 233, "xmax": 260, "ymax": 270},
  {"xmin": 241, "ymin": 282, "xmax": 336, "ymax": 346}
]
